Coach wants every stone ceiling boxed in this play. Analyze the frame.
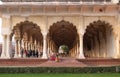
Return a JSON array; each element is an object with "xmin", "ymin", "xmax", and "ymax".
[{"xmin": 49, "ymin": 20, "xmax": 78, "ymax": 49}]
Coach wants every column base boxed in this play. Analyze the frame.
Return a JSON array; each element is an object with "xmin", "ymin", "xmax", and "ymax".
[
  {"xmin": 42, "ymin": 54, "xmax": 48, "ymax": 59},
  {"xmin": 14, "ymin": 54, "xmax": 19, "ymax": 58},
  {"xmin": 18, "ymin": 54, "xmax": 21, "ymax": 58},
  {"xmin": 1, "ymin": 54, "xmax": 10, "ymax": 59},
  {"xmin": 113, "ymin": 55, "xmax": 120, "ymax": 59},
  {"xmin": 14, "ymin": 54, "xmax": 21, "ymax": 58},
  {"xmin": 78, "ymin": 54, "xmax": 85, "ymax": 59}
]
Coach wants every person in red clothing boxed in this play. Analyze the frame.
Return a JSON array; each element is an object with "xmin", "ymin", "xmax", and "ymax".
[
  {"xmin": 50, "ymin": 52, "xmax": 56, "ymax": 61},
  {"xmin": 24, "ymin": 49, "xmax": 28, "ymax": 57}
]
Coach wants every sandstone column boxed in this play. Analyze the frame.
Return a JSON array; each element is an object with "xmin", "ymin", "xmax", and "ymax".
[
  {"xmin": 114, "ymin": 33, "xmax": 119, "ymax": 58},
  {"xmin": 1, "ymin": 15, "xmax": 11, "ymax": 58},
  {"xmin": 78, "ymin": 33, "xmax": 85, "ymax": 59},
  {"xmin": 1, "ymin": 35, "xmax": 10, "ymax": 58},
  {"xmin": 42, "ymin": 32, "xmax": 48, "ymax": 59},
  {"xmin": 1, "ymin": 35, "xmax": 6, "ymax": 58},
  {"xmin": 6, "ymin": 35, "xmax": 11, "ymax": 58},
  {"xmin": 14, "ymin": 40, "xmax": 19, "ymax": 58},
  {"xmin": 18, "ymin": 40, "xmax": 21, "ymax": 57},
  {"xmin": 76, "ymin": 40, "xmax": 79, "ymax": 58}
]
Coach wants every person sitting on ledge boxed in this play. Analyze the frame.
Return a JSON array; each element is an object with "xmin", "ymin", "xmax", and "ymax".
[{"xmin": 49, "ymin": 52, "xmax": 56, "ymax": 61}]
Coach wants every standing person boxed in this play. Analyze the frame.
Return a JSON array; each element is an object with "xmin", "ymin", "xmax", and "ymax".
[
  {"xmin": 24, "ymin": 49, "xmax": 27, "ymax": 58},
  {"xmin": 35, "ymin": 50, "xmax": 39, "ymax": 58},
  {"xmin": 55, "ymin": 53, "xmax": 59, "ymax": 62},
  {"xmin": 39, "ymin": 51, "xmax": 42, "ymax": 57}
]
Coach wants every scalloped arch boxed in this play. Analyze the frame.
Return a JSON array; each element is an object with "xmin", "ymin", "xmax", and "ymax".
[
  {"xmin": 12, "ymin": 20, "xmax": 43, "ymax": 42},
  {"xmin": 84, "ymin": 20, "xmax": 113, "ymax": 34},
  {"xmin": 48, "ymin": 20, "xmax": 78, "ymax": 49}
]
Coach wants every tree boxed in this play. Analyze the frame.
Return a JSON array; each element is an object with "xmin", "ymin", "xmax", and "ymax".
[{"xmin": 60, "ymin": 45, "xmax": 69, "ymax": 54}]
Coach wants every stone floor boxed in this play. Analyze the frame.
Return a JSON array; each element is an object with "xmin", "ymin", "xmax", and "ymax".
[
  {"xmin": 40, "ymin": 57, "xmax": 86, "ymax": 67},
  {"xmin": 0, "ymin": 57, "xmax": 120, "ymax": 67}
]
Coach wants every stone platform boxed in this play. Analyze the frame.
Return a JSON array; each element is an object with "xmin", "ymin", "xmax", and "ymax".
[{"xmin": 0, "ymin": 58, "xmax": 120, "ymax": 67}]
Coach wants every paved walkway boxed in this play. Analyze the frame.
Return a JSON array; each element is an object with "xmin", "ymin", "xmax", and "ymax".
[
  {"xmin": 0, "ymin": 57, "xmax": 120, "ymax": 67},
  {"xmin": 39, "ymin": 57, "xmax": 87, "ymax": 67}
]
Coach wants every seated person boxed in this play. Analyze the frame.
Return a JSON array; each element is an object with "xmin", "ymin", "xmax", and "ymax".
[{"xmin": 49, "ymin": 53, "xmax": 56, "ymax": 61}]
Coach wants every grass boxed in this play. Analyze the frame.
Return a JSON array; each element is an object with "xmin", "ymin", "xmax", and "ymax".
[{"xmin": 0, "ymin": 73, "xmax": 119, "ymax": 77}]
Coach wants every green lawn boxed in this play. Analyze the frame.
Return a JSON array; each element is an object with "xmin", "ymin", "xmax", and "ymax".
[{"xmin": 0, "ymin": 73, "xmax": 119, "ymax": 77}]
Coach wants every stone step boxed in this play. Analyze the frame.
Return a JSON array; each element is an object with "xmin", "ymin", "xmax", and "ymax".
[
  {"xmin": 0, "ymin": 58, "xmax": 120, "ymax": 67},
  {"xmin": 0, "ymin": 58, "xmax": 48, "ymax": 66},
  {"xmin": 77, "ymin": 58, "xmax": 120, "ymax": 66}
]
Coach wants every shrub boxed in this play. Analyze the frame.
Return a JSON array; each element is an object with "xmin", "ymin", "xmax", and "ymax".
[{"xmin": 0, "ymin": 66, "xmax": 119, "ymax": 73}]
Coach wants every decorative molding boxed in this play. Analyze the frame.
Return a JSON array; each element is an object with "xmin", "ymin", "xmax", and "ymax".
[
  {"xmin": 112, "ymin": 0, "xmax": 119, "ymax": 3},
  {"xmin": 1, "ymin": 28, "xmax": 10, "ymax": 35},
  {"xmin": 0, "ymin": 4, "xmax": 119, "ymax": 16},
  {"xmin": 2, "ymin": 14, "xmax": 10, "ymax": 18}
]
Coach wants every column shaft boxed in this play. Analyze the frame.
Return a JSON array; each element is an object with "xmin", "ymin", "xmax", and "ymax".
[
  {"xmin": 42, "ymin": 33, "xmax": 48, "ymax": 59},
  {"xmin": 78, "ymin": 34, "xmax": 85, "ymax": 58},
  {"xmin": 6, "ymin": 35, "xmax": 10, "ymax": 58},
  {"xmin": 18, "ymin": 40, "xmax": 21, "ymax": 57},
  {"xmin": 114, "ymin": 34, "xmax": 119, "ymax": 58},
  {"xmin": 1, "ymin": 35, "xmax": 6, "ymax": 58},
  {"xmin": 1, "ymin": 35, "xmax": 11, "ymax": 58},
  {"xmin": 14, "ymin": 40, "xmax": 19, "ymax": 58}
]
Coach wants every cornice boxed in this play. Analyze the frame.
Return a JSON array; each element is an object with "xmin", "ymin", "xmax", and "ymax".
[{"xmin": 0, "ymin": 4, "xmax": 119, "ymax": 16}]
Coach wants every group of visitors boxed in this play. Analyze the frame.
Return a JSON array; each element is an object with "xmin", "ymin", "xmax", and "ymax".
[{"xmin": 20, "ymin": 48, "xmax": 42, "ymax": 58}]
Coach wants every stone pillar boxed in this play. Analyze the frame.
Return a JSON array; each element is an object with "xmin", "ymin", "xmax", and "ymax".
[
  {"xmin": 96, "ymin": 36, "xmax": 99, "ymax": 58},
  {"xmin": 9, "ymin": 38, "xmax": 12, "ymax": 58},
  {"xmin": 24, "ymin": 41, "xmax": 27, "ymax": 50},
  {"xmin": 47, "ymin": 39, "xmax": 50, "ymax": 57},
  {"xmin": 6, "ymin": 35, "xmax": 11, "ymax": 58},
  {"xmin": 78, "ymin": 34, "xmax": 85, "ymax": 59},
  {"xmin": 99, "ymin": 31, "xmax": 102, "ymax": 57},
  {"xmin": 39, "ymin": 42, "xmax": 41, "ymax": 52},
  {"xmin": 34, "ymin": 42, "xmax": 36, "ymax": 50},
  {"xmin": 114, "ymin": 33, "xmax": 119, "ymax": 58},
  {"xmin": 76, "ymin": 41, "xmax": 79, "ymax": 58},
  {"xmin": 49, "ymin": 41, "xmax": 52, "ymax": 55},
  {"xmin": 90, "ymin": 38, "xmax": 93, "ymax": 57},
  {"xmin": 1, "ymin": 15, "xmax": 11, "ymax": 58},
  {"xmin": 14, "ymin": 40, "xmax": 19, "ymax": 58},
  {"xmin": 102, "ymin": 34, "xmax": 107, "ymax": 57},
  {"xmin": 94, "ymin": 36, "xmax": 98, "ymax": 57},
  {"xmin": 1, "ymin": 35, "xmax": 6, "ymax": 58},
  {"xmin": 1, "ymin": 35, "xmax": 10, "ymax": 58},
  {"xmin": 26, "ymin": 41, "xmax": 29, "ymax": 50},
  {"xmin": 30, "ymin": 43, "xmax": 32, "ymax": 50},
  {"xmin": 18, "ymin": 40, "xmax": 21, "ymax": 57},
  {"xmin": 42, "ymin": 32, "xmax": 48, "ymax": 59}
]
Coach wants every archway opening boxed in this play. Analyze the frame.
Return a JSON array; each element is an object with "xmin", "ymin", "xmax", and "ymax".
[
  {"xmin": 48, "ymin": 20, "xmax": 78, "ymax": 57},
  {"xmin": 58, "ymin": 45, "xmax": 69, "ymax": 56},
  {"xmin": 11, "ymin": 20, "xmax": 43, "ymax": 58},
  {"xmin": 83, "ymin": 20, "xmax": 113, "ymax": 58}
]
